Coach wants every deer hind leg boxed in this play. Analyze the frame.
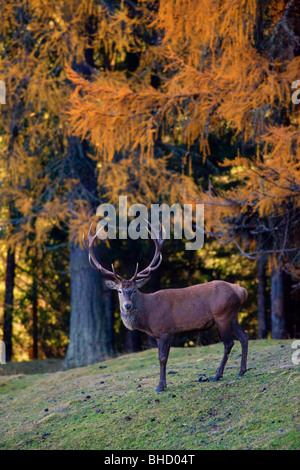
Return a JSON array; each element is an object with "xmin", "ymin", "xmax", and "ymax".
[
  {"xmin": 213, "ymin": 323, "xmax": 234, "ymax": 381},
  {"xmin": 156, "ymin": 334, "xmax": 172, "ymax": 392},
  {"xmin": 232, "ymin": 319, "xmax": 249, "ymax": 377}
]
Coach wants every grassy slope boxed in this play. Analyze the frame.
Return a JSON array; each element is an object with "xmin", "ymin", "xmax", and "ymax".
[{"xmin": 0, "ymin": 340, "xmax": 299, "ymax": 450}]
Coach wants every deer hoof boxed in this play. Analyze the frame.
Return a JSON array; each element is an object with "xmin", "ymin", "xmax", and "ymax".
[{"xmin": 211, "ymin": 375, "xmax": 222, "ymax": 382}]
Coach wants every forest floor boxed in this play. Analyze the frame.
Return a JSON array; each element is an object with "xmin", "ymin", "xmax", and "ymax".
[{"xmin": 0, "ymin": 340, "xmax": 299, "ymax": 450}]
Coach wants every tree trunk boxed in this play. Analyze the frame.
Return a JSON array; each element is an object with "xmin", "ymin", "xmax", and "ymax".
[
  {"xmin": 125, "ymin": 330, "xmax": 142, "ymax": 353},
  {"xmin": 64, "ymin": 22, "xmax": 116, "ymax": 367},
  {"xmin": 64, "ymin": 243, "xmax": 114, "ymax": 368},
  {"xmin": 64, "ymin": 132, "xmax": 114, "ymax": 367},
  {"xmin": 32, "ymin": 275, "xmax": 38, "ymax": 359},
  {"xmin": 103, "ymin": 282, "xmax": 114, "ymax": 354},
  {"xmin": 255, "ymin": 0, "xmax": 264, "ymax": 49},
  {"xmin": 282, "ymin": 273, "xmax": 297, "ymax": 339},
  {"xmin": 271, "ymin": 267, "xmax": 286, "ymax": 339},
  {"xmin": 3, "ymin": 248, "xmax": 15, "ymax": 362},
  {"xmin": 257, "ymin": 254, "xmax": 268, "ymax": 339}
]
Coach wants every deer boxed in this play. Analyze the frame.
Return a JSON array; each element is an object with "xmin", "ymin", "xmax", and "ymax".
[{"xmin": 83, "ymin": 221, "xmax": 249, "ymax": 392}]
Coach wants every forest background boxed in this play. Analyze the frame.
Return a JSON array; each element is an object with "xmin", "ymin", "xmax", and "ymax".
[{"xmin": 0, "ymin": 0, "xmax": 299, "ymax": 367}]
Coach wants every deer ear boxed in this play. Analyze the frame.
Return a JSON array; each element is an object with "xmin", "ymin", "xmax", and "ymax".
[
  {"xmin": 134, "ymin": 277, "xmax": 150, "ymax": 289},
  {"xmin": 104, "ymin": 279, "xmax": 119, "ymax": 290}
]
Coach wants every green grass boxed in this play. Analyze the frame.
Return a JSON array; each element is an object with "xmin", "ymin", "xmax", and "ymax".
[
  {"xmin": 0, "ymin": 340, "xmax": 299, "ymax": 450},
  {"xmin": 0, "ymin": 359, "xmax": 63, "ymax": 376}
]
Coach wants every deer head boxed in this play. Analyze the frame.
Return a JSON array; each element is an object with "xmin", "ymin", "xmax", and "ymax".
[{"xmin": 83, "ymin": 221, "xmax": 164, "ymax": 313}]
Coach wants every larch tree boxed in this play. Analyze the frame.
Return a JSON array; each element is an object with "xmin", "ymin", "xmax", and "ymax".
[
  {"xmin": 0, "ymin": 0, "xmax": 68, "ymax": 358},
  {"xmin": 0, "ymin": 0, "xmax": 138, "ymax": 363},
  {"xmin": 67, "ymin": 0, "xmax": 300, "ymax": 339}
]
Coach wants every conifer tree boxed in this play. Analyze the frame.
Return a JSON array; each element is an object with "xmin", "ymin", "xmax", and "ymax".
[
  {"xmin": 67, "ymin": 0, "xmax": 300, "ymax": 339},
  {"xmin": 0, "ymin": 0, "xmax": 142, "ymax": 362}
]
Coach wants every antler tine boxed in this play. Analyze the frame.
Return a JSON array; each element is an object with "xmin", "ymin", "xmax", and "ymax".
[
  {"xmin": 145, "ymin": 223, "xmax": 164, "ymax": 250},
  {"xmin": 111, "ymin": 262, "xmax": 123, "ymax": 281},
  {"xmin": 83, "ymin": 222, "xmax": 123, "ymax": 281},
  {"xmin": 129, "ymin": 262, "xmax": 139, "ymax": 282},
  {"xmin": 136, "ymin": 252, "xmax": 163, "ymax": 279},
  {"xmin": 133, "ymin": 219, "xmax": 165, "ymax": 280}
]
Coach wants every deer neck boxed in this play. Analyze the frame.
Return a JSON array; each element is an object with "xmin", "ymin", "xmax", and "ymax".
[{"xmin": 120, "ymin": 291, "xmax": 148, "ymax": 332}]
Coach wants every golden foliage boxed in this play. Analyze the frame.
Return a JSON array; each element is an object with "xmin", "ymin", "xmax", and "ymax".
[
  {"xmin": 65, "ymin": 0, "xmax": 300, "ymax": 272},
  {"xmin": 0, "ymin": 0, "xmax": 144, "ymax": 249},
  {"xmin": 1, "ymin": 0, "xmax": 299, "ymax": 275}
]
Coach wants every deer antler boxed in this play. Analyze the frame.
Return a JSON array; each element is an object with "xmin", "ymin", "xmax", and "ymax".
[
  {"xmin": 83, "ymin": 222, "xmax": 123, "ymax": 281},
  {"xmin": 130, "ymin": 220, "xmax": 165, "ymax": 281}
]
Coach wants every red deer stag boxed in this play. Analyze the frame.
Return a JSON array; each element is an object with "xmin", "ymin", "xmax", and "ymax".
[{"xmin": 83, "ymin": 221, "xmax": 249, "ymax": 392}]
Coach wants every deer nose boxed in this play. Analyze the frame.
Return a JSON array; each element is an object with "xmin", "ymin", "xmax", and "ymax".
[{"xmin": 124, "ymin": 301, "xmax": 132, "ymax": 310}]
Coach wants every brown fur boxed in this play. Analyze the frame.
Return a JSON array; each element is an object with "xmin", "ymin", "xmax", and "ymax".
[{"xmin": 108, "ymin": 279, "xmax": 249, "ymax": 392}]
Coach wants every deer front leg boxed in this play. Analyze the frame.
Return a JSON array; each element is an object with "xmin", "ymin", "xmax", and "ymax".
[{"xmin": 156, "ymin": 334, "xmax": 172, "ymax": 392}]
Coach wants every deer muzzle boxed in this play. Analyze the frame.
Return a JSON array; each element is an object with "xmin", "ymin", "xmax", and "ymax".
[{"xmin": 123, "ymin": 301, "xmax": 133, "ymax": 311}]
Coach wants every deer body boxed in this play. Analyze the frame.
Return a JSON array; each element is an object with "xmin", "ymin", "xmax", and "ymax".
[
  {"xmin": 84, "ymin": 222, "xmax": 249, "ymax": 392},
  {"xmin": 120, "ymin": 281, "xmax": 246, "ymax": 338}
]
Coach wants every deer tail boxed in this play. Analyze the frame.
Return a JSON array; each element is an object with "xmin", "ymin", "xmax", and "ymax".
[{"xmin": 237, "ymin": 286, "xmax": 248, "ymax": 304}]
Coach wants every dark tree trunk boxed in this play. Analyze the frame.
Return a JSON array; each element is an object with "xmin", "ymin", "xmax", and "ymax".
[
  {"xmin": 65, "ymin": 243, "xmax": 114, "ymax": 368},
  {"xmin": 255, "ymin": 0, "xmax": 264, "ymax": 50},
  {"xmin": 64, "ymin": 135, "xmax": 114, "ymax": 367},
  {"xmin": 103, "ymin": 282, "xmax": 115, "ymax": 354},
  {"xmin": 125, "ymin": 330, "xmax": 142, "ymax": 353},
  {"xmin": 3, "ymin": 248, "xmax": 15, "ymax": 362},
  {"xmin": 64, "ymin": 18, "xmax": 116, "ymax": 367},
  {"xmin": 257, "ymin": 254, "xmax": 268, "ymax": 339},
  {"xmin": 32, "ymin": 275, "xmax": 38, "ymax": 359},
  {"xmin": 271, "ymin": 267, "xmax": 286, "ymax": 339},
  {"xmin": 283, "ymin": 273, "xmax": 298, "ymax": 339}
]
